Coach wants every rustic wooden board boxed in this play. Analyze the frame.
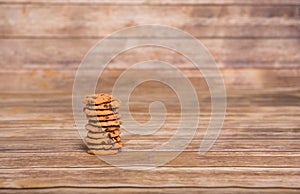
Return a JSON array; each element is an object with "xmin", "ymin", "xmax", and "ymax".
[
  {"xmin": 0, "ymin": 139, "xmax": 300, "ymax": 153},
  {"xmin": 1, "ymin": 151, "xmax": 300, "ymax": 168},
  {"xmin": 1, "ymin": 38, "xmax": 299, "ymax": 69},
  {"xmin": 0, "ymin": 4, "xmax": 299, "ymax": 38},
  {"xmin": 0, "ymin": 77, "xmax": 299, "ymax": 190},
  {"xmin": 0, "ymin": 0, "xmax": 299, "ymax": 5},
  {"xmin": 0, "ymin": 167, "xmax": 299, "ymax": 188},
  {"xmin": 0, "ymin": 69, "xmax": 299, "ymax": 92},
  {"xmin": 0, "ymin": 0, "xmax": 299, "ymax": 192},
  {"xmin": 1, "ymin": 188, "xmax": 300, "ymax": 194}
]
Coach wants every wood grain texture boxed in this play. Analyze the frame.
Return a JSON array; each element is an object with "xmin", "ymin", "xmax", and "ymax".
[
  {"xmin": 1, "ymin": 188, "xmax": 300, "ymax": 194},
  {"xmin": 0, "ymin": 79, "xmax": 299, "ymax": 190},
  {"xmin": 0, "ymin": 139, "xmax": 299, "ymax": 153},
  {"xmin": 0, "ymin": 0, "xmax": 299, "ymax": 192},
  {"xmin": 0, "ymin": 167, "xmax": 299, "ymax": 188},
  {"xmin": 0, "ymin": 0, "xmax": 299, "ymax": 5},
  {"xmin": 1, "ymin": 38, "xmax": 299, "ymax": 70},
  {"xmin": 1, "ymin": 151, "xmax": 300, "ymax": 168},
  {"xmin": 0, "ymin": 69, "xmax": 299, "ymax": 92},
  {"xmin": 0, "ymin": 4, "xmax": 299, "ymax": 38}
]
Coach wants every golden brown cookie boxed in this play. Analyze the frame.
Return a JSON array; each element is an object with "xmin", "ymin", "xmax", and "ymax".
[
  {"xmin": 86, "ymin": 113, "xmax": 121, "ymax": 121},
  {"xmin": 87, "ymin": 131, "xmax": 121, "ymax": 139},
  {"xmin": 84, "ymin": 108, "xmax": 119, "ymax": 116},
  {"xmin": 82, "ymin": 93, "xmax": 120, "ymax": 105},
  {"xmin": 85, "ymin": 137, "xmax": 113, "ymax": 145},
  {"xmin": 88, "ymin": 142, "xmax": 122, "ymax": 149},
  {"xmin": 87, "ymin": 131, "xmax": 107, "ymax": 139},
  {"xmin": 85, "ymin": 124, "xmax": 120, "ymax": 133},
  {"xmin": 87, "ymin": 117, "xmax": 123, "ymax": 125},
  {"xmin": 85, "ymin": 100, "xmax": 121, "ymax": 110},
  {"xmin": 88, "ymin": 119, "xmax": 121, "ymax": 127},
  {"xmin": 87, "ymin": 149, "xmax": 119, "ymax": 155}
]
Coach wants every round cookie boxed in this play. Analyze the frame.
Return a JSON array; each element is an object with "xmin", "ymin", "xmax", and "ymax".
[
  {"xmin": 87, "ymin": 131, "xmax": 107, "ymax": 139},
  {"xmin": 87, "ymin": 129, "xmax": 121, "ymax": 138},
  {"xmin": 87, "ymin": 117, "xmax": 123, "ymax": 125},
  {"xmin": 82, "ymin": 93, "xmax": 120, "ymax": 105},
  {"xmin": 86, "ymin": 113, "xmax": 121, "ymax": 121},
  {"xmin": 85, "ymin": 100, "xmax": 121, "ymax": 110},
  {"xmin": 88, "ymin": 142, "xmax": 122, "ymax": 149},
  {"xmin": 88, "ymin": 120, "xmax": 120, "ymax": 127},
  {"xmin": 84, "ymin": 108, "xmax": 119, "ymax": 116},
  {"xmin": 85, "ymin": 137, "xmax": 113, "ymax": 145},
  {"xmin": 87, "ymin": 132, "xmax": 122, "ymax": 143},
  {"xmin": 85, "ymin": 124, "xmax": 120, "ymax": 133},
  {"xmin": 87, "ymin": 149, "xmax": 119, "ymax": 155}
]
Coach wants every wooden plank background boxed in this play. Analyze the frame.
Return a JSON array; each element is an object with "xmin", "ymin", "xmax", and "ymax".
[{"xmin": 0, "ymin": 0, "xmax": 299, "ymax": 193}]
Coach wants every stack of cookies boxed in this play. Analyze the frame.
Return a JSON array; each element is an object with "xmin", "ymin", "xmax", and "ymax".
[{"xmin": 82, "ymin": 93, "xmax": 124, "ymax": 155}]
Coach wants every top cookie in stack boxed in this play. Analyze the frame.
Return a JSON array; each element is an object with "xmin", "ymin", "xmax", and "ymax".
[{"xmin": 82, "ymin": 94, "xmax": 124, "ymax": 155}]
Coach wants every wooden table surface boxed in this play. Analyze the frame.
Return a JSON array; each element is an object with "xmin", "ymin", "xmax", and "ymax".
[
  {"xmin": 0, "ymin": 0, "xmax": 300, "ymax": 193},
  {"xmin": 0, "ymin": 69, "xmax": 299, "ymax": 193}
]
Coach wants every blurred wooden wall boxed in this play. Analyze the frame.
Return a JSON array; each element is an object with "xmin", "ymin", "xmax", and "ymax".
[{"xmin": 0, "ymin": 0, "xmax": 299, "ymax": 93}]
